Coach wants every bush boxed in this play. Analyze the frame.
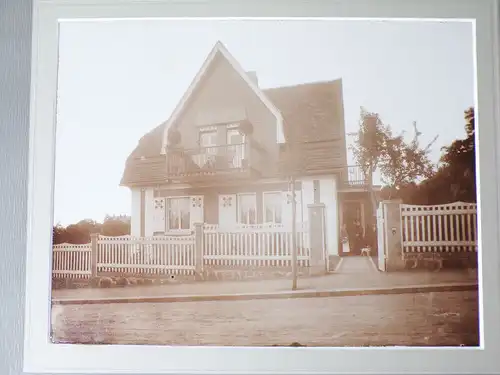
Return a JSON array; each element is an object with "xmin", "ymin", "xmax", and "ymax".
[
  {"xmin": 98, "ymin": 277, "xmax": 114, "ymax": 288},
  {"xmin": 89, "ymin": 277, "xmax": 100, "ymax": 288},
  {"xmin": 115, "ymin": 276, "xmax": 129, "ymax": 287},
  {"xmin": 51, "ymin": 277, "xmax": 66, "ymax": 289}
]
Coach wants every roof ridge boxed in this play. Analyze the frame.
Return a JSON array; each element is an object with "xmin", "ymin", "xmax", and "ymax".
[{"xmin": 262, "ymin": 78, "xmax": 342, "ymax": 92}]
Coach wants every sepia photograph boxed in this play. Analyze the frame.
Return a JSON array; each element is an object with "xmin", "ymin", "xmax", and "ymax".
[{"xmin": 49, "ymin": 18, "xmax": 479, "ymax": 348}]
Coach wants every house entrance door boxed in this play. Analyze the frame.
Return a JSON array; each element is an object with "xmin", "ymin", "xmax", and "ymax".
[{"xmin": 340, "ymin": 200, "xmax": 365, "ymax": 256}]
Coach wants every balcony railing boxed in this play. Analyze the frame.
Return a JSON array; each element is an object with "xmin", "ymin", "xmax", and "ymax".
[
  {"xmin": 166, "ymin": 143, "xmax": 258, "ymax": 178},
  {"xmin": 342, "ymin": 165, "xmax": 370, "ymax": 187}
]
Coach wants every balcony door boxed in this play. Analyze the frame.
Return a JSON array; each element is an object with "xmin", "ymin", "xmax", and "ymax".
[
  {"xmin": 197, "ymin": 130, "xmax": 217, "ymax": 168},
  {"xmin": 226, "ymin": 129, "xmax": 245, "ymax": 168}
]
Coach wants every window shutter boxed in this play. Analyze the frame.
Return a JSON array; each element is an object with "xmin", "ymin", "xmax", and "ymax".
[
  {"xmin": 190, "ymin": 196, "xmax": 204, "ymax": 226},
  {"xmin": 219, "ymin": 194, "xmax": 236, "ymax": 228},
  {"xmin": 152, "ymin": 198, "xmax": 166, "ymax": 234}
]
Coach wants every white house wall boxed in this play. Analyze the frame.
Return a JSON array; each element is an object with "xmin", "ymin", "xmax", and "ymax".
[
  {"xmin": 130, "ymin": 188, "xmax": 142, "ymax": 237},
  {"xmin": 320, "ymin": 177, "xmax": 339, "ymax": 257},
  {"xmin": 301, "ymin": 180, "xmax": 315, "ymax": 215},
  {"xmin": 143, "ymin": 188, "xmax": 155, "ymax": 237}
]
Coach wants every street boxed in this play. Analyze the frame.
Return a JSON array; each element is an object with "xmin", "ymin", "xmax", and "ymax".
[{"xmin": 51, "ymin": 290, "xmax": 479, "ymax": 347}]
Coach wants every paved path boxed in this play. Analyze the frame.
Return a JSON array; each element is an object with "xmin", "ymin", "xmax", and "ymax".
[
  {"xmin": 336, "ymin": 256, "xmax": 377, "ymax": 274},
  {"xmin": 52, "ymin": 256, "xmax": 478, "ymax": 302}
]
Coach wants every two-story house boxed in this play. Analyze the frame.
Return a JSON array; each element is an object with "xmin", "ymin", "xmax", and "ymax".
[{"xmin": 120, "ymin": 41, "xmax": 374, "ymax": 257}]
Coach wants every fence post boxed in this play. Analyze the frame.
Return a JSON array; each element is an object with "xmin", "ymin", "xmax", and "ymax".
[
  {"xmin": 90, "ymin": 233, "xmax": 99, "ymax": 278},
  {"xmin": 308, "ymin": 203, "xmax": 327, "ymax": 273},
  {"xmin": 194, "ymin": 223, "xmax": 204, "ymax": 277},
  {"xmin": 381, "ymin": 200, "xmax": 405, "ymax": 271}
]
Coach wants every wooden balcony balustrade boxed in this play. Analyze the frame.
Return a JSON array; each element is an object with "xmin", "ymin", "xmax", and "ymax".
[
  {"xmin": 341, "ymin": 165, "xmax": 370, "ymax": 187},
  {"xmin": 166, "ymin": 142, "xmax": 262, "ymax": 179}
]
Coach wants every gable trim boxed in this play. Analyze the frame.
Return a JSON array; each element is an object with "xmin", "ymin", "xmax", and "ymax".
[{"xmin": 161, "ymin": 41, "xmax": 285, "ymax": 154}]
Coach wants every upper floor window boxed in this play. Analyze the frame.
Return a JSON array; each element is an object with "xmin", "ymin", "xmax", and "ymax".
[
  {"xmin": 199, "ymin": 130, "xmax": 217, "ymax": 146},
  {"xmin": 263, "ymin": 192, "xmax": 283, "ymax": 224},
  {"xmin": 227, "ymin": 128, "xmax": 244, "ymax": 145}
]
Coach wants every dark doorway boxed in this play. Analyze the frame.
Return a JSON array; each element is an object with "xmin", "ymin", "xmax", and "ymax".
[{"xmin": 340, "ymin": 200, "xmax": 365, "ymax": 256}]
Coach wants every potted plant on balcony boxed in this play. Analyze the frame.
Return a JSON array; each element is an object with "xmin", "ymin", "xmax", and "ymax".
[
  {"xmin": 167, "ymin": 128, "xmax": 182, "ymax": 147},
  {"xmin": 238, "ymin": 120, "xmax": 253, "ymax": 136}
]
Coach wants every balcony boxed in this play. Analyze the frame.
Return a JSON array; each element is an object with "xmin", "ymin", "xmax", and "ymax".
[
  {"xmin": 340, "ymin": 165, "xmax": 371, "ymax": 189},
  {"xmin": 166, "ymin": 142, "xmax": 262, "ymax": 182}
]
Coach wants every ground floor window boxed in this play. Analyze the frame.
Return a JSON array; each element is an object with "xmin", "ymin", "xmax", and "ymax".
[
  {"xmin": 263, "ymin": 191, "xmax": 283, "ymax": 224},
  {"xmin": 167, "ymin": 197, "xmax": 190, "ymax": 230},
  {"xmin": 237, "ymin": 193, "xmax": 257, "ymax": 224}
]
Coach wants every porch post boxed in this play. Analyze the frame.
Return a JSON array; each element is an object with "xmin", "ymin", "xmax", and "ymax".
[
  {"xmin": 308, "ymin": 203, "xmax": 327, "ymax": 273},
  {"xmin": 194, "ymin": 223, "xmax": 204, "ymax": 277},
  {"xmin": 90, "ymin": 233, "xmax": 99, "ymax": 278}
]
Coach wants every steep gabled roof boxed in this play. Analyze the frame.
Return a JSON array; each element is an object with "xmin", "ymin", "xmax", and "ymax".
[
  {"xmin": 160, "ymin": 41, "xmax": 285, "ymax": 153},
  {"xmin": 120, "ymin": 79, "xmax": 346, "ymax": 186}
]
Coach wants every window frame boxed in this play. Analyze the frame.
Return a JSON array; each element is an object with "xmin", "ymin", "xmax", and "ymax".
[
  {"xmin": 166, "ymin": 196, "xmax": 191, "ymax": 230},
  {"xmin": 262, "ymin": 191, "xmax": 283, "ymax": 224},
  {"xmin": 199, "ymin": 129, "xmax": 217, "ymax": 146},
  {"xmin": 236, "ymin": 193, "xmax": 257, "ymax": 225}
]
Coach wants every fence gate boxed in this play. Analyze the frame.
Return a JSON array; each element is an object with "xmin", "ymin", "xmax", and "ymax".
[{"xmin": 376, "ymin": 203, "xmax": 387, "ymax": 271}]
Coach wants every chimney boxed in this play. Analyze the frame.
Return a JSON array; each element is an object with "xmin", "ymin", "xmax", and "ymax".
[{"xmin": 246, "ymin": 71, "xmax": 258, "ymax": 87}]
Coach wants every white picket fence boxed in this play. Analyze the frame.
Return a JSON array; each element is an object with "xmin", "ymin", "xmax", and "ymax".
[
  {"xmin": 97, "ymin": 235, "xmax": 196, "ymax": 276},
  {"xmin": 400, "ymin": 202, "xmax": 478, "ymax": 254},
  {"xmin": 203, "ymin": 223, "xmax": 311, "ymax": 268},
  {"xmin": 52, "ymin": 243, "xmax": 92, "ymax": 279},
  {"xmin": 52, "ymin": 223, "xmax": 312, "ymax": 279}
]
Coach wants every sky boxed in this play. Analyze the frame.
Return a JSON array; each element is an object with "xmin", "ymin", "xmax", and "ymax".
[{"xmin": 54, "ymin": 19, "xmax": 475, "ymax": 226}]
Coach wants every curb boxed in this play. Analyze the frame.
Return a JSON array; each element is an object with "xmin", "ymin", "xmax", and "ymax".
[{"xmin": 52, "ymin": 282, "xmax": 478, "ymax": 306}]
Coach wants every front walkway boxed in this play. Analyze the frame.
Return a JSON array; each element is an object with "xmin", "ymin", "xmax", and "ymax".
[
  {"xmin": 52, "ymin": 257, "xmax": 478, "ymax": 302},
  {"xmin": 336, "ymin": 256, "xmax": 378, "ymax": 274}
]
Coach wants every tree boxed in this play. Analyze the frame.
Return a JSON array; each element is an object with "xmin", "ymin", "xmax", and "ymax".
[
  {"xmin": 377, "ymin": 107, "xmax": 476, "ymax": 205},
  {"xmin": 378, "ymin": 122, "xmax": 436, "ymax": 191},
  {"xmin": 351, "ymin": 108, "xmax": 437, "ymax": 201},
  {"xmin": 350, "ymin": 108, "xmax": 387, "ymax": 182},
  {"xmin": 64, "ymin": 224, "xmax": 91, "ymax": 244},
  {"xmin": 101, "ymin": 219, "xmax": 131, "ymax": 237},
  {"xmin": 51, "ymin": 215, "xmax": 131, "ymax": 245},
  {"xmin": 350, "ymin": 108, "xmax": 389, "ymax": 226},
  {"xmin": 52, "ymin": 224, "xmax": 67, "ymax": 245},
  {"xmin": 413, "ymin": 107, "xmax": 476, "ymax": 204}
]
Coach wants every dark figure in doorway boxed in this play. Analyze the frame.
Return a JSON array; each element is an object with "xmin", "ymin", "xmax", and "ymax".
[{"xmin": 351, "ymin": 219, "xmax": 364, "ymax": 255}]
